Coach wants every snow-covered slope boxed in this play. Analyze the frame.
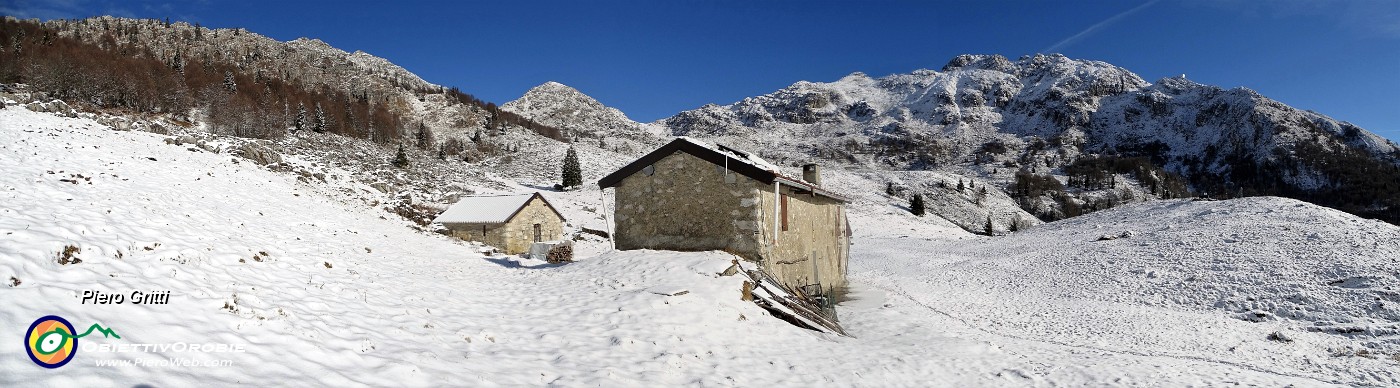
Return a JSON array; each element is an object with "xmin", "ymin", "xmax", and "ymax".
[
  {"xmin": 0, "ymin": 108, "xmax": 823, "ymax": 385},
  {"xmin": 5, "ymin": 108, "xmax": 1396, "ymax": 386},
  {"xmin": 852, "ymin": 196, "xmax": 1400, "ymax": 386}
]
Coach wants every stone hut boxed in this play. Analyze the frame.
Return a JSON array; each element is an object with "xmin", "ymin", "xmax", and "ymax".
[
  {"xmin": 434, "ymin": 193, "xmax": 566, "ymax": 254},
  {"xmin": 598, "ymin": 138, "xmax": 851, "ymax": 295}
]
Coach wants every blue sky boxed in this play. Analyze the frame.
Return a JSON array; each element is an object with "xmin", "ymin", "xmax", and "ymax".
[{"xmin": 5, "ymin": 0, "xmax": 1399, "ymax": 141}]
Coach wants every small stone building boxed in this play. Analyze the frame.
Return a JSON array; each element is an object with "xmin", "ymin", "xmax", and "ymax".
[
  {"xmin": 598, "ymin": 138, "xmax": 851, "ymax": 295},
  {"xmin": 434, "ymin": 193, "xmax": 566, "ymax": 254}
]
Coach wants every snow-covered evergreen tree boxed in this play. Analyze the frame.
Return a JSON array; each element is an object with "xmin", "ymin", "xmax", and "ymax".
[
  {"xmin": 910, "ymin": 194, "xmax": 925, "ymax": 216},
  {"xmin": 223, "ymin": 71, "xmax": 236, "ymax": 93},
  {"xmin": 415, "ymin": 122, "xmax": 434, "ymax": 150},
  {"xmin": 294, "ymin": 103, "xmax": 306, "ymax": 132},
  {"xmin": 561, "ymin": 146, "xmax": 582, "ymax": 189},
  {"xmin": 393, "ymin": 144, "xmax": 409, "ymax": 168},
  {"xmin": 313, "ymin": 103, "xmax": 327, "ymax": 133}
]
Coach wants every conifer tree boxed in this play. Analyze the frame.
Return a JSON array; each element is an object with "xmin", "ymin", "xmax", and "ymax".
[
  {"xmin": 561, "ymin": 146, "xmax": 582, "ymax": 189},
  {"xmin": 415, "ymin": 122, "xmax": 434, "ymax": 150},
  {"xmin": 313, "ymin": 103, "xmax": 327, "ymax": 133},
  {"xmin": 910, "ymin": 194, "xmax": 925, "ymax": 216},
  {"xmin": 393, "ymin": 144, "xmax": 409, "ymax": 168},
  {"xmin": 984, "ymin": 215, "xmax": 994, "ymax": 235},
  {"xmin": 294, "ymin": 103, "xmax": 306, "ymax": 132},
  {"xmin": 342, "ymin": 98, "xmax": 356, "ymax": 137},
  {"xmin": 223, "ymin": 71, "xmax": 236, "ymax": 93}
]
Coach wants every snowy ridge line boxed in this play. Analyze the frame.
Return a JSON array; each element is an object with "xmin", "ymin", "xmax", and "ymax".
[{"xmin": 869, "ymin": 267, "xmax": 1346, "ymax": 386}]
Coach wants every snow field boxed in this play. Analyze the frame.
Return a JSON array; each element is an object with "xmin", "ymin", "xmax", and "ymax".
[{"xmin": 4, "ymin": 108, "xmax": 1397, "ymax": 386}]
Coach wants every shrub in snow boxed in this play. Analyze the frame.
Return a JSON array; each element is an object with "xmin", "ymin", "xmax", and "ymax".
[
  {"xmin": 1095, "ymin": 230, "xmax": 1137, "ymax": 241},
  {"xmin": 910, "ymin": 193, "xmax": 925, "ymax": 216},
  {"xmin": 56, "ymin": 245, "xmax": 82, "ymax": 265},
  {"xmin": 1267, "ymin": 331, "xmax": 1293, "ymax": 343}
]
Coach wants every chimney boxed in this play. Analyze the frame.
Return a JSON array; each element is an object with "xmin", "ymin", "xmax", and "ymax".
[{"xmin": 802, "ymin": 164, "xmax": 821, "ymax": 186}]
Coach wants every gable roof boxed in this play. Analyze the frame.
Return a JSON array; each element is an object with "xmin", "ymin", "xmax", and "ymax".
[
  {"xmin": 433, "ymin": 192, "xmax": 565, "ymax": 224},
  {"xmin": 597, "ymin": 137, "xmax": 850, "ymax": 203}
]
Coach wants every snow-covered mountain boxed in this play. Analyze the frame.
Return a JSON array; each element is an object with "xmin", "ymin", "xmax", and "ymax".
[
  {"xmin": 648, "ymin": 54, "xmax": 1400, "ymax": 223},
  {"xmin": 663, "ymin": 53, "xmax": 1398, "ymax": 166},
  {"xmin": 503, "ymin": 82, "xmax": 647, "ymax": 139},
  {"xmin": 502, "ymin": 81, "xmax": 666, "ymax": 155}
]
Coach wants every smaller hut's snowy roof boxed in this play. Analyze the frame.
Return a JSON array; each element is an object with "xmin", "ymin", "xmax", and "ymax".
[{"xmin": 434, "ymin": 193, "xmax": 552, "ymax": 224}]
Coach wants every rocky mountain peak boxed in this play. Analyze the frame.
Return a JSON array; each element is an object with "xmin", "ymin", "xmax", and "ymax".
[
  {"xmin": 942, "ymin": 54, "xmax": 1016, "ymax": 73},
  {"xmin": 515, "ymin": 81, "xmax": 596, "ymax": 105},
  {"xmin": 503, "ymin": 82, "xmax": 663, "ymax": 145}
]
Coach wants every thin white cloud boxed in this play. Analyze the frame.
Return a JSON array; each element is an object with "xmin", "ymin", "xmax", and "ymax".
[
  {"xmin": 1200, "ymin": 0, "xmax": 1400, "ymax": 39},
  {"xmin": 1042, "ymin": 0, "xmax": 1161, "ymax": 54}
]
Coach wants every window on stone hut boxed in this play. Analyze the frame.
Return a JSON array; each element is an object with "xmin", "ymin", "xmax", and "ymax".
[{"xmin": 781, "ymin": 193, "xmax": 789, "ymax": 231}]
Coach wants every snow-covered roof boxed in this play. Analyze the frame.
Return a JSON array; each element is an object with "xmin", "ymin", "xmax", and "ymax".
[
  {"xmin": 597, "ymin": 137, "xmax": 850, "ymax": 202},
  {"xmin": 676, "ymin": 136, "xmax": 786, "ymax": 176},
  {"xmin": 433, "ymin": 193, "xmax": 562, "ymax": 224}
]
